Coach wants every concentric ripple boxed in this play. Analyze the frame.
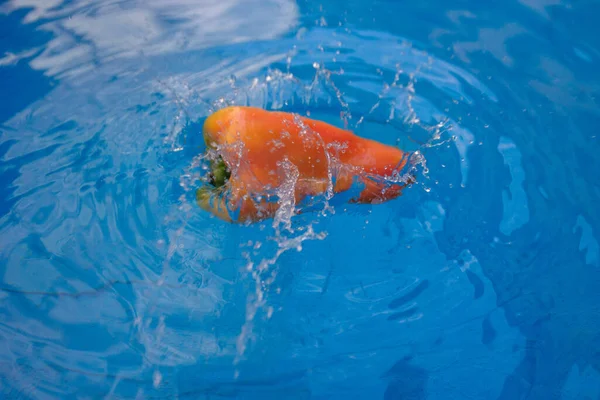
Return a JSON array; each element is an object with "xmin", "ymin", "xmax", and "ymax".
[{"xmin": 2, "ymin": 0, "xmax": 600, "ymax": 399}]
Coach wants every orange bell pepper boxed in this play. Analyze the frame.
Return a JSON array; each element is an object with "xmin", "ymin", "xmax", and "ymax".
[{"xmin": 196, "ymin": 106, "xmax": 414, "ymax": 223}]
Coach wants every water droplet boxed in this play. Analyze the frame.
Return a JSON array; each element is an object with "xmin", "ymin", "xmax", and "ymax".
[{"xmin": 153, "ymin": 371, "xmax": 162, "ymax": 388}]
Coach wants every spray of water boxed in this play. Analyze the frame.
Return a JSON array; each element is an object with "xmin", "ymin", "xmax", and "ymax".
[{"xmin": 156, "ymin": 51, "xmax": 447, "ymax": 377}]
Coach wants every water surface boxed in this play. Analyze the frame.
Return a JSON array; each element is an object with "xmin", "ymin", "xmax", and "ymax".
[{"xmin": 1, "ymin": 0, "xmax": 600, "ymax": 399}]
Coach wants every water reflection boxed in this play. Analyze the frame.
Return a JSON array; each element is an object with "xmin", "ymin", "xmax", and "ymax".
[
  {"xmin": 2, "ymin": 0, "xmax": 299, "ymax": 78},
  {"xmin": 1, "ymin": 0, "xmax": 599, "ymax": 398}
]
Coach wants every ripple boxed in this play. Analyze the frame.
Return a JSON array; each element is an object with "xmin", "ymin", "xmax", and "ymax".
[
  {"xmin": 2, "ymin": 0, "xmax": 300, "ymax": 79},
  {"xmin": 2, "ymin": 0, "xmax": 599, "ymax": 398}
]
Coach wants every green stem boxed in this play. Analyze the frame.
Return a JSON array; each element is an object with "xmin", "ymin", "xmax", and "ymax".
[{"xmin": 209, "ymin": 157, "xmax": 231, "ymax": 188}]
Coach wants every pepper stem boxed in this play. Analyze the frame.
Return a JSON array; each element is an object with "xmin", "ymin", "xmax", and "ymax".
[{"xmin": 209, "ymin": 157, "xmax": 231, "ymax": 188}]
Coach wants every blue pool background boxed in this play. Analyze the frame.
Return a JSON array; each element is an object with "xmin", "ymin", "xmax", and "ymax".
[{"xmin": 1, "ymin": 0, "xmax": 600, "ymax": 399}]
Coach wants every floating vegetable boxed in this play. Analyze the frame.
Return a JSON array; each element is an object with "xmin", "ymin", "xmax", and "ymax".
[{"xmin": 196, "ymin": 106, "xmax": 414, "ymax": 223}]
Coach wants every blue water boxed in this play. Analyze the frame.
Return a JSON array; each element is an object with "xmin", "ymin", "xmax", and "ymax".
[{"xmin": 1, "ymin": 0, "xmax": 600, "ymax": 398}]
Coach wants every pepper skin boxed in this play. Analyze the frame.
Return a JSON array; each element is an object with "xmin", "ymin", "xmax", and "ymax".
[{"xmin": 196, "ymin": 106, "xmax": 414, "ymax": 223}]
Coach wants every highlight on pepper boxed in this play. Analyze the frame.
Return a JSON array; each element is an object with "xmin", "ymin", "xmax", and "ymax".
[{"xmin": 196, "ymin": 106, "xmax": 416, "ymax": 223}]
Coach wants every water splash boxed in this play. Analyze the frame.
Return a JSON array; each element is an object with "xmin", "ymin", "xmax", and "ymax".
[
  {"xmin": 28, "ymin": 28, "xmax": 451, "ymax": 386},
  {"xmin": 156, "ymin": 51, "xmax": 444, "ymax": 376}
]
